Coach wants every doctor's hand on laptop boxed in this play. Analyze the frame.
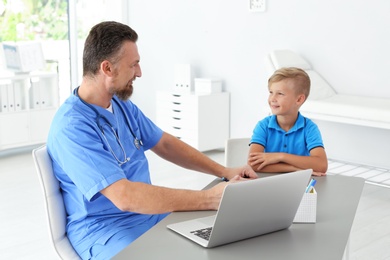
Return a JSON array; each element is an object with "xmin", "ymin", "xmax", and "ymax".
[
  {"xmin": 206, "ymin": 165, "xmax": 258, "ymax": 210},
  {"xmin": 223, "ymin": 164, "xmax": 258, "ymax": 182}
]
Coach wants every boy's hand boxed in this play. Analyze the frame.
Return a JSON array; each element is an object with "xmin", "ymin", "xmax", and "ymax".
[
  {"xmin": 248, "ymin": 152, "xmax": 281, "ymax": 171},
  {"xmin": 312, "ymin": 171, "xmax": 327, "ymax": 176}
]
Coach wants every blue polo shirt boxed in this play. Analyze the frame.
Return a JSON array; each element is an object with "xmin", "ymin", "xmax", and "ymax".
[{"xmin": 250, "ymin": 113, "xmax": 324, "ymax": 155}]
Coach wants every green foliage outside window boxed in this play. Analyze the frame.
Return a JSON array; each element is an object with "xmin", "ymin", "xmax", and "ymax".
[{"xmin": 0, "ymin": 0, "xmax": 69, "ymax": 41}]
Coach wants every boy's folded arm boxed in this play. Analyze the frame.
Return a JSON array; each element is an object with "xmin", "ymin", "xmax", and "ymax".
[
  {"xmin": 279, "ymin": 148, "xmax": 328, "ymax": 173},
  {"xmin": 253, "ymin": 162, "xmax": 301, "ymax": 173}
]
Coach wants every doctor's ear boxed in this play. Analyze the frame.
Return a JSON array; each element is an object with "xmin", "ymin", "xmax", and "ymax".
[{"xmin": 101, "ymin": 60, "xmax": 113, "ymax": 76}]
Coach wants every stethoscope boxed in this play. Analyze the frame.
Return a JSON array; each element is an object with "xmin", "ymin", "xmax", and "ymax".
[{"xmin": 74, "ymin": 87, "xmax": 143, "ymax": 165}]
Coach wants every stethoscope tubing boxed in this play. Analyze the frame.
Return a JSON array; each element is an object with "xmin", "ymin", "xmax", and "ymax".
[{"xmin": 74, "ymin": 87, "xmax": 143, "ymax": 164}]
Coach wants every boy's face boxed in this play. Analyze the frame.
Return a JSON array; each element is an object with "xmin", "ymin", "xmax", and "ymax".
[{"xmin": 268, "ymin": 79, "xmax": 304, "ymax": 116}]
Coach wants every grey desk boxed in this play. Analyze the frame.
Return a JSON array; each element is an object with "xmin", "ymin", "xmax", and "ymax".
[{"xmin": 113, "ymin": 175, "xmax": 364, "ymax": 260}]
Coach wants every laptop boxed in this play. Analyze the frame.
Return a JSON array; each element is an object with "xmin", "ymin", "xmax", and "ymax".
[{"xmin": 167, "ymin": 169, "xmax": 312, "ymax": 248}]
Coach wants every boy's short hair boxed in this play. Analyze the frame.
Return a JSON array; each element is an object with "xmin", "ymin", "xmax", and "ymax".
[{"xmin": 268, "ymin": 67, "xmax": 310, "ymax": 98}]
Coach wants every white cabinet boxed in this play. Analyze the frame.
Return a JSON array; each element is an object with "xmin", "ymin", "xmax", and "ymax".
[
  {"xmin": 0, "ymin": 72, "xmax": 59, "ymax": 151},
  {"xmin": 156, "ymin": 91, "xmax": 230, "ymax": 151}
]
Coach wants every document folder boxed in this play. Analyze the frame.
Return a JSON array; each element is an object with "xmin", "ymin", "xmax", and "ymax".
[
  {"xmin": 0, "ymin": 83, "xmax": 9, "ymax": 112},
  {"xmin": 13, "ymin": 80, "xmax": 23, "ymax": 111},
  {"xmin": 7, "ymin": 84, "xmax": 15, "ymax": 112}
]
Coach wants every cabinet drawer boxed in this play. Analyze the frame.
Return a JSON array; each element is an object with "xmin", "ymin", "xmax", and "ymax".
[
  {"xmin": 162, "ymin": 124, "xmax": 197, "ymax": 136},
  {"xmin": 156, "ymin": 92, "xmax": 197, "ymax": 113},
  {"xmin": 30, "ymin": 108, "xmax": 56, "ymax": 142},
  {"xmin": 162, "ymin": 116, "xmax": 197, "ymax": 128},
  {"xmin": 159, "ymin": 102, "xmax": 197, "ymax": 115},
  {"xmin": 156, "ymin": 91, "xmax": 230, "ymax": 151},
  {"xmin": 156, "ymin": 91, "xmax": 192, "ymax": 103},
  {"xmin": 0, "ymin": 113, "xmax": 29, "ymax": 147}
]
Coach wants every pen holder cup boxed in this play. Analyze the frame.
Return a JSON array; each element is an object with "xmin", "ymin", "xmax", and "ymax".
[{"xmin": 293, "ymin": 188, "xmax": 317, "ymax": 223}]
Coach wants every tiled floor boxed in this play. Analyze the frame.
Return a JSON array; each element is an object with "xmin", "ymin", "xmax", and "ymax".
[{"xmin": 1, "ymin": 149, "xmax": 390, "ymax": 259}]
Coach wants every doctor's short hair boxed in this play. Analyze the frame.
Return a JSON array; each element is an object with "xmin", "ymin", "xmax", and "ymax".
[
  {"xmin": 83, "ymin": 21, "xmax": 138, "ymax": 77},
  {"xmin": 268, "ymin": 67, "xmax": 311, "ymax": 98}
]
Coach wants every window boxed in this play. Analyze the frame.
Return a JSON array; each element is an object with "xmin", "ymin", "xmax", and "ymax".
[{"xmin": 1, "ymin": 0, "xmax": 127, "ymax": 104}]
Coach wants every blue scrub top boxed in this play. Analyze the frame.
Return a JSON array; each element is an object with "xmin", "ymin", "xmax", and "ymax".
[
  {"xmin": 47, "ymin": 93, "xmax": 168, "ymax": 259},
  {"xmin": 250, "ymin": 112, "xmax": 324, "ymax": 155}
]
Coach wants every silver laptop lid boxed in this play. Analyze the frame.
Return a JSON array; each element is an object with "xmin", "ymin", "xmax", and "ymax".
[
  {"xmin": 208, "ymin": 169, "xmax": 312, "ymax": 247},
  {"xmin": 167, "ymin": 169, "xmax": 312, "ymax": 248}
]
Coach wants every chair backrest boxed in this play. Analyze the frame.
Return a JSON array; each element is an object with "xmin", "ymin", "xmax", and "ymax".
[
  {"xmin": 32, "ymin": 145, "xmax": 80, "ymax": 260},
  {"xmin": 224, "ymin": 138, "xmax": 251, "ymax": 168}
]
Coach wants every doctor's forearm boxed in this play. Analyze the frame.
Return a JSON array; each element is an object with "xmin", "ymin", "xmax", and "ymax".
[
  {"xmin": 152, "ymin": 132, "xmax": 226, "ymax": 178},
  {"xmin": 101, "ymin": 179, "xmax": 222, "ymax": 213}
]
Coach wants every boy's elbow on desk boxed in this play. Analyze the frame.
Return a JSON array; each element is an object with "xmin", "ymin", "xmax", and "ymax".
[{"xmin": 313, "ymin": 163, "xmax": 328, "ymax": 175}]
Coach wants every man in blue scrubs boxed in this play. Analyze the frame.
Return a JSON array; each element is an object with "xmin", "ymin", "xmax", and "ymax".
[
  {"xmin": 248, "ymin": 67, "xmax": 328, "ymax": 176},
  {"xmin": 47, "ymin": 21, "xmax": 257, "ymax": 259}
]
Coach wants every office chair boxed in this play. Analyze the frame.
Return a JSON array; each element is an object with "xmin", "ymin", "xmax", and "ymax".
[
  {"xmin": 224, "ymin": 138, "xmax": 251, "ymax": 168},
  {"xmin": 32, "ymin": 145, "xmax": 81, "ymax": 260}
]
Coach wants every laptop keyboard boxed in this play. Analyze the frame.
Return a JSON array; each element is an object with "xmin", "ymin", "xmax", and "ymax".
[{"xmin": 191, "ymin": 227, "xmax": 212, "ymax": 241}]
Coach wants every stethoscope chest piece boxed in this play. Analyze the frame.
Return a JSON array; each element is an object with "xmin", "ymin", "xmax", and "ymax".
[{"xmin": 134, "ymin": 138, "xmax": 143, "ymax": 150}]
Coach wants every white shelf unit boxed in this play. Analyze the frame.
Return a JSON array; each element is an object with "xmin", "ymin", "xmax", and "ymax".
[
  {"xmin": 156, "ymin": 91, "xmax": 230, "ymax": 151},
  {"xmin": 0, "ymin": 72, "xmax": 59, "ymax": 151}
]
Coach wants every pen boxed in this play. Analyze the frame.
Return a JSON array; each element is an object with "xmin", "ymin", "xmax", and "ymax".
[{"xmin": 305, "ymin": 179, "xmax": 317, "ymax": 193}]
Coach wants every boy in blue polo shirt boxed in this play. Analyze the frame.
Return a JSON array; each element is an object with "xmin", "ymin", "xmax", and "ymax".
[{"xmin": 249, "ymin": 67, "xmax": 328, "ymax": 176}]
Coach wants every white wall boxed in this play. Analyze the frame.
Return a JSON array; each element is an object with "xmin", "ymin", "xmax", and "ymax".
[
  {"xmin": 127, "ymin": 0, "xmax": 390, "ymax": 166},
  {"xmin": 128, "ymin": 0, "xmax": 390, "ymax": 138}
]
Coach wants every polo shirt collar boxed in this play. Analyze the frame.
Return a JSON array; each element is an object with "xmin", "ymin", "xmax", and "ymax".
[{"xmin": 268, "ymin": 112, "xmax": 305, "ymax": 133}]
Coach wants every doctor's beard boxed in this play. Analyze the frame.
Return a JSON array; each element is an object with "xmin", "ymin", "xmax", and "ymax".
[{"xmin": 114, "ymin": 81, "xmax": 134, "ymax": 101}]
